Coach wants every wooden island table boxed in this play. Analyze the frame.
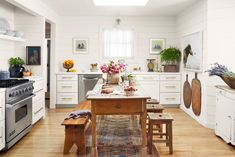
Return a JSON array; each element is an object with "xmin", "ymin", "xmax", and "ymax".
[{"xmin": 87, "ymin": 80, "xmax": 150, "ymax": 156}]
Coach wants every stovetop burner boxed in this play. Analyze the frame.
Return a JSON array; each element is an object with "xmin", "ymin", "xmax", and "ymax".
[{"xmin": 0, "ymin": 79, "xmax": 29, "ymax": 88}]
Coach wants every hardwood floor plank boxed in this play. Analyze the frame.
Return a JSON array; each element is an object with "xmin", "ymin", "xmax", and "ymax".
[{"xmin": 0, "ymin": 107, "xmax": 234, "ymax": 157}]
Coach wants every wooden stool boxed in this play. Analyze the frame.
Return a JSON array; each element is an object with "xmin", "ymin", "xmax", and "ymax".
[
  {"xmin": 147, "ymin": 113, "xmax": 174, "ymax": 154},
  {"xmin": 61, "ymin": 101, "xmax": 91, "ymax": 155},
  {"xmin": 146, "ymin": 99, "xmax": 164, "ymax": 136}
]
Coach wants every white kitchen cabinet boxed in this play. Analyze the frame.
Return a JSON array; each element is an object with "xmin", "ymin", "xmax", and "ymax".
[
  {"xmin": 135, "ymin": 74, "xmax": 160, "ymax": 100},
  {"xmin": 134, "ymin": 73, "xmax": 181, "ymax": 106},
  {"xmin": 0, "ymin": 90, "xmax": 5, "ymax": 150},
  {"xmin": 159, "ymin": 74, "xmax": 181, "ymax": 105},
  {"xmin": 215, "ymin": 86, "xmax": 235, "ymax": 145},
  {"xmin": 26, "ymin": 76, "xmax": 45, "ymax": 125},
  {"xmin": 0, "ymin": 91, "xmax": 5, "ymax": 121},
  {"xmin": 56, "ymin": 74, "xmax": 78, "ymax": 107}
]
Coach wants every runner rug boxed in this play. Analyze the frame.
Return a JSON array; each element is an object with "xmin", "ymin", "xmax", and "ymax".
[{"xmin": 83, "ymin": 115, "xmax": 159, "ymax": 157}]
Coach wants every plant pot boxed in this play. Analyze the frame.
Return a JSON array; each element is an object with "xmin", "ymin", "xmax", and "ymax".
[
  {"xmin": 163, "ymin": 64, "xmax": 179, "ymax": 72},
  {"xmin": 221, "ymin": 76, "xmax": 235, "ymax": 89},
  {"xmin": 9, "ymin": 64, "xmax": 24, "ymax": 78}
]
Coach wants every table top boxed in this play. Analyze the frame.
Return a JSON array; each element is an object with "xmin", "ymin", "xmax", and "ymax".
[{"xmin": 87, "ymin": 79, "xmax": 151, "ymax": 100}]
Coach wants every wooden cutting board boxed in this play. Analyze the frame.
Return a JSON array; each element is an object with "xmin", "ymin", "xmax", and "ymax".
[
  {"xmin": 183, "ymin": 74, "xmax": 192, "ymax": 108},
  {"xmin": 191, "ymin": 73, "xmax": 201, "ymax": 116}
]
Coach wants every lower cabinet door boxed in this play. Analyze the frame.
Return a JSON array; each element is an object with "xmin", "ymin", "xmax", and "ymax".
[{"xmin": 0, "ymin": 120, "xmax": 5, "ymax": 150}]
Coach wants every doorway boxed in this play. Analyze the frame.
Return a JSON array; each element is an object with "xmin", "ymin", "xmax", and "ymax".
[{"xmin": 45, "ymin": 22, "xmax": 51, "ymax": 103}]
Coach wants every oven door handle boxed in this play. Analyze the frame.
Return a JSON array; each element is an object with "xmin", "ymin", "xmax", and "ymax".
[{"xmin": 6, "ymin": 94, "xmax": 35, "ymax": 108}]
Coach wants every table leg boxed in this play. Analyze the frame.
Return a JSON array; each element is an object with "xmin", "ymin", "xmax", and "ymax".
[
  {"xmin": 140, "ymin": 108, "xmax": 147, "ymax": 156},
  {"xmin": 169, "ymin": 122, "xmax": 173, "ymax": 154},
  {"xmin": 92, "ymin": 112, "xmax": 97, "ymax": 157}
]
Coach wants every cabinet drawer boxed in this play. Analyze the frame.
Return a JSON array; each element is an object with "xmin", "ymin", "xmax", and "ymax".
[
  {"xmin": 32, "ymin": 107, "xmax": 44, "ymax": 124},
  {"xmin": 57, "ymin": 75, "xmax": 78, "ymax": 81},
  {"xmin": 160, "ymin": 75, "xmax": 181, "ymax": 81},
  {"xmin": 0, "ymin": 120, "xmax": 5, "ymax": 150},
  {"xmin": 94, "ymin": 99, "xmax": 144, "ymax": 114},
  {"xmin": 160, "ymin": 81, "xmax": 180, "ymax": 92},
  {"xmin": 57, "ymin": 93, "xmax": 78, "ymax": 104},
  {"xmin": 160, "ymin": 93, "xmax": 180, "ymax": 104},
  {"xmin": 136, "ymin": 75, "xmax": 159, "ymax": 81},
  {"xmin": 33, "ymin": 99, "xmax": 44, "ymax": 113},
  {"xmin": 33, "ymin": 80, "xmax": 44, "ymax": 93},
  {"xmin": 0, "ymin": 92, "xmax": 5, "ymax": 121},
  {"xmin": 33, "ymin": 90, "xmax": 44, "ymax": 103},
  {"xmin": 57, "ymin": 81, "xmax": 78, "ymax": 92}
]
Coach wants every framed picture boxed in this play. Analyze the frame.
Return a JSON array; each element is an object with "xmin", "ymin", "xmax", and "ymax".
[
  {"xmin": 150, "ymin": 38, "xmax": 165, "ymax": 54},
  {"xmin": 26, "ymin": 46, "xmax": 41, "ymax": 65},
  {"xmin": 182, "ymin": 31, "xmax": 203, "ymax": 72},
  {"xmin": 73, "ymin": 38, "xmax": 88, "ymax": 53}
]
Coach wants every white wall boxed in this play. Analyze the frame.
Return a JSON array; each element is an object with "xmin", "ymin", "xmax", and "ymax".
[
  {"xmin": 176, "ymin": 0, "xmax": 209, "ymax": 127},
  {"xmin": 0, "ymin": 1, "xmax": 15, "ymax": 70},
  {"xmin": 56, "ymin": 16, "xmax": 177, "ymax": 72},
  {"xmin": 14, "ymin": 8, "xmax": 46, "ymax": 77},
  {"xmin": 206, "ymin": 0, "xmax": 235, "ymax": 128}
]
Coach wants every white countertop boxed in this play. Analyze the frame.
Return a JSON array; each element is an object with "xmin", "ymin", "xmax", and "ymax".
[
  {"xmin": 23, "ymin": 76, "xmax": 44, "ymax": 81},
  {"xmin": 129, "ymin": 71, "xmax": 181, "ymax": 75},
  {"xmin": 56, "ymin": 71, "xmax": 103, "ymax": 75}
]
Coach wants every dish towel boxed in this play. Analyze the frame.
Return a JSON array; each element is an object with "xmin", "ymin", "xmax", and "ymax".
[{"xmin": 65, "ymin": 109, "xmax": 91, "ymax": 120}]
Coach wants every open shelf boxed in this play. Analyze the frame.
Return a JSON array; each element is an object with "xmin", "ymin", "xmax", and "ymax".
[{"xmin": 0, "ymin": 34, "xmax": 25, "ymax": 42}]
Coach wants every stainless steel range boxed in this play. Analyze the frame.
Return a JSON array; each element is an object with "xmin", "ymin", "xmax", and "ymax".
[{"xmin": 0, "ymin": 79, "xmax": 34, "ymax": 149}]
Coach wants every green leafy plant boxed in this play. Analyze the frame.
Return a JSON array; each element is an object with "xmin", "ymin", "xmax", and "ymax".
[
  {"xmin": 160, "ymin": 47, "xmax": 181, "ymax": 64},
  {"xmin": 9, "ymin": 57, "xmax": 25, "ymax": 66}
]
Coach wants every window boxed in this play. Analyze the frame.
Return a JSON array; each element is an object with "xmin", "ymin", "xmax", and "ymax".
[{"xmin": 103, "ymin": 28, "xmax": 133, "ymax": 58}]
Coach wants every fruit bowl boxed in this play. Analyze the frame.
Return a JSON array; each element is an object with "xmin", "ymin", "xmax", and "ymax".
[{"xmin": 63, "ymin": 60, "xmax": 74, "ymax": 72}]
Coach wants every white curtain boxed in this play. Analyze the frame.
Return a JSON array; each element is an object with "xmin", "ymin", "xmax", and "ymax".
[{"xmin": 103, "ymin": 28, "xmax": 133, "ymax": 58}]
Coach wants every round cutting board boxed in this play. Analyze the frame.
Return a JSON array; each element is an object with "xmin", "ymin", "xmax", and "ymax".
[
  {"xmin": 191, "ymin": 73, "xmax": 201, "ymax": 116},
  {"xmin": 183, "ymin": 74, "xmax": 192, "ymax": 108}
]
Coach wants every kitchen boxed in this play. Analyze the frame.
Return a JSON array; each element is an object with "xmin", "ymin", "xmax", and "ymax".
[{"xmin": 0, "ymin": 0, "xmax": 235, "ymax": 156}]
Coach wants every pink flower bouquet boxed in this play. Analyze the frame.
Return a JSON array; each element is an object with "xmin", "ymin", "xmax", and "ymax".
[{"xmin": 100, "ymin": 61, "xmax": 126, "ymax": 76}]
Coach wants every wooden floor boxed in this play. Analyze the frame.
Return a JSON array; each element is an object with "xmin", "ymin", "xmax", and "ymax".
[{"xmin": 0, "ymin": 106, "xmax": 234, "ymax": 157}]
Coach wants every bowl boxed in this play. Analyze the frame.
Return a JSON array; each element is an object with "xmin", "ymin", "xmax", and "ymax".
[
  {"xmin": 124, "ymin": 90, "xmax": 135, "ymax": 96},
  {"xmin": 221, "ymin": 76, "xmax": 235, "ymax": 89}
]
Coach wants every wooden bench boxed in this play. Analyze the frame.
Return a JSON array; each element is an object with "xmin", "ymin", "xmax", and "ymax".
[{"xmin": 61, "ymin": 101, "xmax": 91, "ymax": 155}]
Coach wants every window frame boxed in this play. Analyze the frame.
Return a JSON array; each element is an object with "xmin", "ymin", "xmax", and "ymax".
[{"xmin": 101, "ymin": 27, "xmax": 134, "ymax": 59}]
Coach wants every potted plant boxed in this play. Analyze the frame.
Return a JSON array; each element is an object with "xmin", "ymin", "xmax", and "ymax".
[
  {"xmin": 160, "ymin": 47, "xmax": 181, "ymax": 72},
  {"xmin": 9, "ymin": 57, "xmax": 25, "ymax": 78}
]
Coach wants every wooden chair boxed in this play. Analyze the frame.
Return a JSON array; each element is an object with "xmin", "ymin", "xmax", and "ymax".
[
  {"xmin": 147, "ymin": 113, "xmax": 174, "ymax": 154},
  {"xmin": 61, "ymin": 101, "xmax": 91, "ymax": 155}
]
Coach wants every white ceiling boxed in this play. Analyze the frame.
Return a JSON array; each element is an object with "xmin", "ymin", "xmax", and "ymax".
[{"xmin": 41, "ymin": 0, "xmax": 197, "ymax": 16}]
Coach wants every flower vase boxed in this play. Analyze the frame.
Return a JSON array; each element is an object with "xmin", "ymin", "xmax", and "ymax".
[{"xmin": 107, "ymin": 73, "xmax": 120, "ymax": 84}]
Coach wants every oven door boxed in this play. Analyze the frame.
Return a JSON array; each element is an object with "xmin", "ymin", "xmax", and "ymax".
[{"xmin": 5, "ymin": 95, "xmax": 33, "ymax": 142}]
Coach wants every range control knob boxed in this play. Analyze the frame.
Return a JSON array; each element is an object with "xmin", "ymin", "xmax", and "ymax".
[{"xmin": 9, "ymin": 93, "xmax": 14, "ymax": 97}]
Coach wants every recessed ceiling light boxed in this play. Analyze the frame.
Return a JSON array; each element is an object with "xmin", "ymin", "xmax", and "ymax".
[{"xmin": 93, "ymin": 0, "xmax": 149, "ymax": 6}]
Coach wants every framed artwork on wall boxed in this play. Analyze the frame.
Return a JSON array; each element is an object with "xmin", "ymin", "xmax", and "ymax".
[
  {"xmin": 149, "ymin": 38, "xmax": 165, "ymax": 55},
  {"xmin": 73, "ymin": 38, "xmax": 88, "ymax": 53},
  {"xmin": 26, "ymin": 46, "xmax": 41, "ymax": 65},
  {"xmin": 182, "ymin": 31, "xmax": 203, "ymax": 72}
]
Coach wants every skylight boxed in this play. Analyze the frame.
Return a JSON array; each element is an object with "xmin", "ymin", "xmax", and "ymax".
[{"xmin": 93, "ymin": 0, "xmax": 149, "ymax": 6}]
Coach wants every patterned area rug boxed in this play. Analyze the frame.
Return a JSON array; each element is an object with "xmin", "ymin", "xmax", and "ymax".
[{"xmin": 82, "ymin": 115, "xmax": 159, "ymax": 157}]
